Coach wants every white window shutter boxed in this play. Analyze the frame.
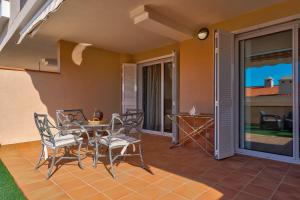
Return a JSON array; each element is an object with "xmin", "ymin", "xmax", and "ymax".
[
  {"xmin": 122, "ymin": 63, "xmax": 137, "ymax": 113},
  {"xmin": 214, "ymin": 29, "xmax": 235, "ymax": 160}
]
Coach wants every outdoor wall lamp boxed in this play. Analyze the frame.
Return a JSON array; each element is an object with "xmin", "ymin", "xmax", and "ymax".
[{"xmin": 197, "ymin": 28, "xmax": 209, "ymax": 40}]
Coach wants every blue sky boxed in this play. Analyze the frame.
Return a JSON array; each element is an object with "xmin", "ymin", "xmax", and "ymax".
[{"xmin": 245, "ymin": 63, "xmax": 292, "ymax": 87}]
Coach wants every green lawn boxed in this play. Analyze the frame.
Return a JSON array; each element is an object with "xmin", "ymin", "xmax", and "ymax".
[
  {"xmin": 246, "ymin": 125, "xmax": 292, "ymax": 138},
  {"xmin": 0, "ymin": 160, "xmax": 26, "ymax": 200}
]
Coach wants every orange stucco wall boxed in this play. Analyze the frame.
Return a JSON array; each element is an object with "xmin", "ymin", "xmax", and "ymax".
[
  {"xmin": 2, "ymin": 0, "xmax": 300, "ymax": 145},
  {"xmin": 132, "ymin": 0, "xmax": 300, "ymax": 114},
  {"xmin": 0, "ymin": 40, "xmax": 123, "ymax": 145}
]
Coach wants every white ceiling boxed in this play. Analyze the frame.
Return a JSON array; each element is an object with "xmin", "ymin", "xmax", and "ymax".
[{"xmin": 34, "ymin": 0, "xmax": 283, "ymax": 54}]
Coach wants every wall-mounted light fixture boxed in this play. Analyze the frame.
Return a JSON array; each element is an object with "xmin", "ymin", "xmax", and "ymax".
[{"xmin": 197, "ymin": 28, "xmax": 209, "ymax": 40}]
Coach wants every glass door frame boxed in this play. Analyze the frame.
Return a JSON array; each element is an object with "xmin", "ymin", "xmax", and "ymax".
[
  {"xmin": 234, "ymin": 20, "xmax": 300, "ymax": 163},
  {"xmin": 137, "ymin": 57, "xmax": 176, "ymax": 137}
]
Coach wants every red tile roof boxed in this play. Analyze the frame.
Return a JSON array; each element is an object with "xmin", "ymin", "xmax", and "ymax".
[{"xmin": 246, "ymin": 86, "xmax": 279, "ymax": 97}]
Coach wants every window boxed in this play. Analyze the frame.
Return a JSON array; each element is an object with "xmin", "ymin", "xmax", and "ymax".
[{"xmin": 239, "ymin": 29, "xmax": 293, "ymax": 156}]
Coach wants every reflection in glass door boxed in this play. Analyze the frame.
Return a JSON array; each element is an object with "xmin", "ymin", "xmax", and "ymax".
[{"xmin": 239, "ymin": 30, "xmax": 293, "ymax": 156}]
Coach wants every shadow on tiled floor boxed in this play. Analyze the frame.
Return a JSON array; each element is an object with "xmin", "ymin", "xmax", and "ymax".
[{"xmin": 1, "ymin": 134, "xmax": 300, "ymax": 200}]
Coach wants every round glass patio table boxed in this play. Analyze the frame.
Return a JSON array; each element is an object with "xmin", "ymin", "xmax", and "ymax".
[{"xmin": 61, "ymin": 120, "xmax": 110, "ymax": 157}]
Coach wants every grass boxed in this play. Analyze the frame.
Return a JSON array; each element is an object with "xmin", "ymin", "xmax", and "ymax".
[
  {"xmin": 246, "ymin": 125, "xmax": 292, "ymax": 137},
  {"xmin": 0, "ymin": 160, "xmax": 26, "ymax": 200}
]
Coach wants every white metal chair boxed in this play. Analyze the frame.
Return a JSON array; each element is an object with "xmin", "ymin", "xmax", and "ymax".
[
  {"xmin": 122, "ymin": 109, "xmax": 144, "ymax": 134},
  {"xmin": 56, "ymin": 109, "xmax": 87, "ymax": 127},
  {"xmin": 93, "ymin": 113, "xmax": 145, "ymax": 178},
  {"xmin": 56, "ymin": 109, "xmax": 91, "ymax": 148},
  {"xmin": 34, "ymin": 113, "xmax": 85, "ymax": 179}
]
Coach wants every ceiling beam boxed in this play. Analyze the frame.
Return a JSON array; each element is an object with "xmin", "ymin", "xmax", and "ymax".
[{"xmin": 130, "ymin": 5, "xmax": 193, "ymax": 41}]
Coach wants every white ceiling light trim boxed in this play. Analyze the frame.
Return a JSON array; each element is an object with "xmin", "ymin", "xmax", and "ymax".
[
  {"xmin": 17, "ymin": 0, "xmax": 65, "ymax": 45},
  {"xmin": 130, "ymin": 5, "xmax": 193, "ymax": 42},
  {"xmin": 72, "ymin": 43, "xmax": 92, "ymax": 66}
]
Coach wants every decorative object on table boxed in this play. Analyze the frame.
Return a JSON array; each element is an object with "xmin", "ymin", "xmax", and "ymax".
[
  {"xmin": 88, "ymin": 120, "xmax": 100, "ymax": 125},
  {"xmin": 88, "ymin": 119, "xmax": 108, "ymax": 125},
  {"xmin": 189, "ymin": 105, "xmax": 196, "ymax": 115},
  {"xmin": 93, "ymin": 109, "xmax": 104, "ymax": 121}
]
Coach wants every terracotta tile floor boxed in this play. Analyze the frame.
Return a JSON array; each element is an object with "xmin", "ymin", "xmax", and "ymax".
[{"xmin": 1, "ymin": 134, "xmax": 300, "ymax": 200}]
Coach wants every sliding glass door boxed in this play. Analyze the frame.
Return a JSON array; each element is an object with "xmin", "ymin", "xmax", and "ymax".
[
  {"xmin": 140, "ymin": 59, "xmax": 174, "ymax": 135},
  {"xmin": 237, "ymin": 22, "xmax": 300, "ymax": 161},
  {"xmin": 163, "ymin": 62, "xmax": 173, "ymax": 133},
  {"xmin": 142, "ymin": 63, "xmax": 162, "ymax": 131}
]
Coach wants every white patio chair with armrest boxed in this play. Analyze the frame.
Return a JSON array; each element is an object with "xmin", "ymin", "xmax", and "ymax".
[
  {"xmin": 56, "ymin": 109, "xmax": 87, "ymax": 126},
  {"xmin": 93, "ymin": 113, "xmax": 145, "ymax": 178},
  {"xmin": 121, "ymin": 109, "xmax": 145, "ymax": 164},
  {"xmin": 56, "ymin": 109, "xmax": 91, "ymax": 150},
  {"xmin": 122, "ymin": 109, "xmax": 144, "ymax": 134},
  {"xmin": 34, "ymin": 113, "xmax": 85, "ymax": 179}
]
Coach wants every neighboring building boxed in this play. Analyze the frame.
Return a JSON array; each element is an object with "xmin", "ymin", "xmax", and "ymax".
[
  {"xmin": 279, "ymin": 76, "xmax": 293, "ymax": 95},
  {"xmin": 246, "ymin": 76, "xmax": 292, "ymax": 97},
  {"xmin": 245, "ymin": 77, "xmax": 293, "ymax": 124}
]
